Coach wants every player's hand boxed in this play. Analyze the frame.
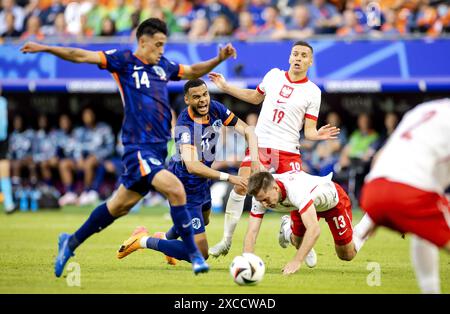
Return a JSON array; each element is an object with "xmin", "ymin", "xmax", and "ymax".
[
  {"xmin": 282, "ymin": 260, "xmax": 301, "ymax": 275},
  {"xmin": 20, "ymin": 41, "xmax": 47, "ymax": 54},
  {"xmin": 317, "ymin": 124, "xmax": 340, "ymax": 140},
  {"xmin": 218, "ymin": 43, "xmax": 237, "ymax": 61},
  {"xmin": 208, "ymin": 72, "xmax": 228, "ymax": 90},
  {"xmin": 250, "ymin": 160, "xmax": 265, "ymax": 174},
  {"xmin": 228, "ymin": 175, "xmax": 248, "ymax": 191}
]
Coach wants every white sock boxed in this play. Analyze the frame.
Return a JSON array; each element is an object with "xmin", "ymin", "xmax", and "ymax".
[
  {"xmin": 140, "ymin": 236, "xmax": 149, "ymax": 248},
  {"xmin": 353, "ymin": 213, "xmax": 375, "ymax": 252},
  {"xmin": 223, "ymin": 189, "xmax": 246, "ymax": 244},
  {"xmin": 411, "ymin": 235, "xmax": 441, "ymax": 294}
]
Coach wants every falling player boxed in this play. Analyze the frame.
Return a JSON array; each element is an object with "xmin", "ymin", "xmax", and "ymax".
[
  {"xmin": 356, "ymin": 98, "xmax": 450, "ymax": 294},
  {"xmin": 20, "ymin": 18, "xmax": 238, "ymax": 276},
  {"xmin": 117, "ymin": 79, "xmax": 259, "ymax": 264},
  {"xmin": 245, "ymin": 170, "xmax": 363, "ymax": 275},
  {"xmin": 208, "ymin": 41, "xmax": 340, "ymax": 257}
]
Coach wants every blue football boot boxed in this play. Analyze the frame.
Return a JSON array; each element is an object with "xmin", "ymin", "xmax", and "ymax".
[
  {"xmin": 190, "ymin": 251, "xmax": 209, "ymax": 275},
  {"xmin": 54, "ymin": 233, "xmax": 75, "ymax": 277}
]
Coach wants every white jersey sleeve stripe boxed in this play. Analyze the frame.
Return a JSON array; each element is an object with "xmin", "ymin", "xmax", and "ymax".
[
  {"xmin": 250, "ymin": 212, "xmax": 264, "ymax": 219},
  {"xmin": 256, "ymin": 84, "xmax": 265, "ymax": 95},
  {"xmin": 298, "ymin": 199, "xmax": 314, "ymax": 215},
  {"xmin": 305, "ymin": 113, "xmax": 318, "ymax": 121}
]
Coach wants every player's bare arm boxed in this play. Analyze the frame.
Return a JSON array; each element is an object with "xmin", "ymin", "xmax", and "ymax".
[
  {"xmin": 208, "ymin": 72, "xmax": 265, "ymax": 105},
  {"xmin": 304, "ymin": 118, "xmax": 340, "ymax": 141},
  {"xmin": 180, "ymin": 144, "xmax": 247, "ymax": 190},
  {"xmin": 181, "ymin": 43, "xmax": 237, "ymax": 80},
  {"xmin": 243, "ymin": 215, "xmax": 263, "ymax": 253},
  {"xmin": 232, "ymin": 119, "xmax": 261, "ymax": 173},
  {"xmin": 283, "ymin": 205, "xmax": 321, "ymax": 275},
  {"xmin": 20, "ymin": 41, "xmax": 102, "ymax": 65}
]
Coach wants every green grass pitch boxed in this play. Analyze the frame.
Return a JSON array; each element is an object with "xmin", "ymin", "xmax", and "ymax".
[{"xmin": 0, "ymin": 205, "xmax": 448, "ymax": 294}]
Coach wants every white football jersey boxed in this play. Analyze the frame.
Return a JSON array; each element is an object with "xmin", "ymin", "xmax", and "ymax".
[
  {"xmin": 251, "ymin": 171, "xmax": 339, "ymax": 217},
  {"xmin": 366, "ymin": 98, "xmax": 450, "ymax": 194},
  {"xmin": 255, "ymin": 68, "xmax": 321, "ymax": 154}
]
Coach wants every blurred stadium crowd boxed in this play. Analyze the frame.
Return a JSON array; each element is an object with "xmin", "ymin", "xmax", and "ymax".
[
  {"xmin": 1, "ymin": 0, "xmax": 448, "ymax": 211},
  {"xmin": 5, "ymin": 98, "xmax": 399, "ymax": 211},
  {"xmin": 1, "ymin": 0, "xmax": 449, "ymax": 43}
]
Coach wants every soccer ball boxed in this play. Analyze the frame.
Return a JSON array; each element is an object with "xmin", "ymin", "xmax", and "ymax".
[{"xmin": 229, "ymin": 253, "xmax": 265, "ymax": 286}]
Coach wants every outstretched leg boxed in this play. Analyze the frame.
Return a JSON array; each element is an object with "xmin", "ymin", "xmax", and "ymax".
[
  {"xmin": 410, "ymin": 235, "xmax": 441, "ymax": 294},
  {"xmin": 352, "ymin": 213, "xmax": 376, "ymax": 252},
  {"xmin": 149, "ymin": 170, "xmax": 208, "ymax": 274},
  {"xmin": 158, "ymin": 207, "xmax": 211, "ymax": 265},
  {"xmin": 55, "ymin": 184, "xmax": 142, "ymax": 277}
]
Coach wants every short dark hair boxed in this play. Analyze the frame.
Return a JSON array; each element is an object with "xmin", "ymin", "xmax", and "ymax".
[
  {"xmin": 184, "ymin": 79, "xmax": 207, "ymax": 95},
  {"xmin": 136, "ymin": 18, "xmax": 168, "ymax": 40},
  {"xmin": 247, "ymin": 172, "xmax": 275, "ymax": 197},
  {"xmin": 293, "ymin": 41, "xmax": 313, "ymax": 54}
]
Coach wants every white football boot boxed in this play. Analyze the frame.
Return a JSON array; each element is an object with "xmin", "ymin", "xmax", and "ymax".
[
  {"xmin": 208, "ymin": 239, "xmax": 231, "ymax": 257},
  {"xmin": 305, "ymin": 248, "xmax": 317, "ymax": 268},
  {"xmin": 278, "ymin": 215, "xmax": 291, "ymax": 248}
]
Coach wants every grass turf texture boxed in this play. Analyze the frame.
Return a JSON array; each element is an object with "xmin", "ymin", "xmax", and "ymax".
[{"xmin": 0, "ymin": 205, "xmax": 449, "ymax": 294}]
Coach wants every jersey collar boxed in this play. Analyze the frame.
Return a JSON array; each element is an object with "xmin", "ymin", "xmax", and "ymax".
[
  {"xmin": 133, "ymin": 53, "xmax": 149, "ymax": 65},
  {"xmin": 275, "ymin": 180, "xmax": 287, "ymax": 202},
  {"xmin": 188, "ymin": 107, "xmax": 210, "ymax": 125},
  {"xmin": 285, "ymin": 72, "xmax": 308, "ymax": 84}
]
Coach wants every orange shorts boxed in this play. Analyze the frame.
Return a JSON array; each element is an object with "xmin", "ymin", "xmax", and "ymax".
[
  {"xmin": 290, "ymin": 183, "xmax": 353, "ymax": 246},
  {"xmin": 360, "ymin": 178, "xmax": 450, "ymax": 248},
  {"xmin": 240, "ymin": 147, "xmax": 302, "ymax": 174}
]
